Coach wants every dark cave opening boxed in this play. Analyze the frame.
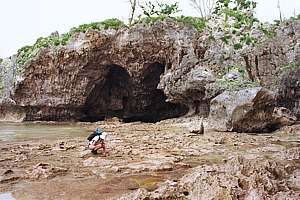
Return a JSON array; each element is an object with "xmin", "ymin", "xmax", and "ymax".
[
  {"xmin": 80, "ymin": 62, "xmax": 188, "ymax": 123},
  {"xmin": 123, "ymin": 62, "xmax": 188, "ymax": 123},
  {"xmin": 80, "ymin": 64, "xmax": 131, "ymax": 122}
]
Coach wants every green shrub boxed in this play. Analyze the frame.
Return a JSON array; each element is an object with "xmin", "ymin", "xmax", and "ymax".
[
  {"xmin": 215, "ymin": 64, "xmax": 259, "ymax": 91},
  {"xmin": 173, "ymin": 16, "xmax": 206, "ymax": 32},
  {"xmin": 140, "ymin": 1, "xmax": 180, "ymax": 17},
  {"xmin": 279, "ymin": 62, "xmax": 300, "ymax": 73},
  {"xmin": 134, "ymin": 15, "xmax": 206, "ymax": 32},
  {"xmin": 16, "ymin": 18, "xmax": 124, "ymax": 66},
  {"xmin": 216, "ymin": 76, "xmax": 259, "ymax": 91},
  {"xmin": 134, "ymin": 15, "xmax": 167, "ymax": 25}
]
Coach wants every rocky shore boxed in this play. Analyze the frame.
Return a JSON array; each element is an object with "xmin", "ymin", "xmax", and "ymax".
[
  {"xmin": 0, "ymin": 16, "xmax": 299, "ymax": 200},
  {"xmin": 0, "ymin": 120, "xmax": 299, "ymax": 199}
]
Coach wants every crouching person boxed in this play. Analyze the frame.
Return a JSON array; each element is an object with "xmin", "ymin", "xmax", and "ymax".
[{"xmin": 87, "ymin": 127, "xmax": 107, "ymax": 155}]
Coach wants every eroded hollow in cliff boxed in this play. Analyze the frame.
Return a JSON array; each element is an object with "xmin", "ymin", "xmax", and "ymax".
[
  {"xmin": 80, "ymin": 64, "xmax": 131, "ymax": 122},
  {"xmin": 123, "ymin": 62, "xmax": 188, "ymax": 123},
  {"xmin": 80, "ymin": 63, "xmax": 188, "ymax": 122}
]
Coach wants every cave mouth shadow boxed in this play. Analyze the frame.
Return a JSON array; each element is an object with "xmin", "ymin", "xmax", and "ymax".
[
  {"xmin": 80, "ymin": 63, "xmax": 188, "ymax": 123},
  {"xmin": 80, "ymin": 64, "xmax": 131, "ymax": 122},
  {"xmin": 123, "ymin": 62, "xmax": 189, "ymax": 123}
]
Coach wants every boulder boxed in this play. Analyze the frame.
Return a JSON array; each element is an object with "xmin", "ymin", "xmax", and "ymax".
[
  {"xmin": 209, "ymin": 87, "xmax": 296, "ymax": 132},
  {"xmin": 0, "ymin": 98, "xmax": 26, "ymax": 122},
  {"xmin": 277, "ymin": 68, "xmax": 300, "ymax": 119}
]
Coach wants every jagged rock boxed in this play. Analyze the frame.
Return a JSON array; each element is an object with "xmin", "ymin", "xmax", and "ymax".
[
  {"xmin": 277, "ymin": 68, "xmax": 300, "ymax": 119},
  {"xmin": 26, "ymin": 163, "xmax": 68, "ymax": 179},
  {"xmin": 4, "ymin": 18, "xmax": 222, "ymax": 122},
  {"xmin": 272, "ymin": 107, "xmax": 297, "ymax": 126},
  {"xmin": 120, "ymin": 150, "xmax": 300, "ymax": 200},
  {"xmin": 0, "ymin": 103, "xmax": 25, "ymax": 122},
  {"xmin": 209, "ymin": 87, "xmax": 295, "ymax": 132},
  {"xmin": 0, "ymin": 18, "xmax": 299, "ymax": 124},
  {"xmin": 189, "ymin": 117, "xmax": 204, "ymax": 134},
  {"xmin": 121, "ymin": 154, "xmax": 182, "ymax": 173}
]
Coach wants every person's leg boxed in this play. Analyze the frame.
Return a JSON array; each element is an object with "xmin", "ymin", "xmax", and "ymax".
[{"xmin": 94, "ymin": 140, "xmax": 106, "ymax": 155}]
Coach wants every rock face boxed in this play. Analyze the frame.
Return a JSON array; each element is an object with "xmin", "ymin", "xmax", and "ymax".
[
  {"xmin": 277, "ymin": 68, "xmax": 300, "ymax": 120},
  {"xmin": 0, "ymin": 56, "xmax": 19, "ymax": 99},
  {"xmin": 209, "ymin": 87, "xmax": 296, "ymax": 132},
  {"xmin": 202, "ymin": 19, "xmax": 300, "ymax": 88},
  {"xmin": 12, "ymin": 19, "xmax": 213, "ymax": 122},
  {"xmin": 0, "ymin": 98, "xmax": 25, "ymax": 122},
  {"xmin": 1, "ymin": 18, "xmax": 299, "ymax": 124}
]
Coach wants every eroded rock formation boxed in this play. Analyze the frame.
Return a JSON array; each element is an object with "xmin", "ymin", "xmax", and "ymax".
[
  {"xmin": 1, "ymin": 18, "xmax": 299, "ymax": 127},
  {"xmin": 209, "ymin": 87, "xmax": 296, "ymax": 132},
  {"xmin": 13, "ymin": 19, "xmax": 203, "ymax": 122},
  {"xmin": 277, "ymin": 68, "xmax": 300, "ymax": 119}
]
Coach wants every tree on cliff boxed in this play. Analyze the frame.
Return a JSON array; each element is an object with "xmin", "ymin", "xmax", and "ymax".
[
  {"xmin": 128, "ymin": 0, "xmax": 138, "ymax": 26},
  {"xmin": 189, "ymin": 0, "xmax": 216, "ymax": 19}
]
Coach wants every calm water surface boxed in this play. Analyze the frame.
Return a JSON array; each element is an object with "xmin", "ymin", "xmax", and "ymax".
[{"xmin": 0, "ymin": 122, "xmax": 90, "ymax": 141}]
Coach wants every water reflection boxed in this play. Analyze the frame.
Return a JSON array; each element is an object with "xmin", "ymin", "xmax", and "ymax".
[
  {"xmin": 0, "ymin": 122, "xmax": 89, "ymax": 141},
  {"xmin": 0, "ymin": 192, "xmax": 16, "ymax": 200}
]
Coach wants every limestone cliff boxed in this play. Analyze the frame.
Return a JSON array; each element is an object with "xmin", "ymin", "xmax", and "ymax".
[{"xmin": 1, "ymin": 18, "xmax": 299, "ymax": 126}]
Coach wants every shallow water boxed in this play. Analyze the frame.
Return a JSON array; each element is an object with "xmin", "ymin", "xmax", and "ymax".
[
  {"xmin": 0, "ymin": 122, "xmax": 90, "ymax": 141},
  {"xmin": 0, "ymin": 192, "xmax": 15, "ymax": 200}
]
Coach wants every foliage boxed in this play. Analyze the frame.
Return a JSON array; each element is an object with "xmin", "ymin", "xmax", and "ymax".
[
  {"xmin": 139, "ymin": 1, "xmax": 180, "ymax": 17},
  {"xmin": 174, "ymin": 16, "xmax": 206, "ymax": 32},
  {"xmin": 216, "ymin": 64, "xmax": 259, "ymax": 91},
  {"xmin": 216, "ymin": 76, "xmax": 259, "ymax": 91},
  {"xmin": 134, "ymin": 1, "xmax": 205, "ymax": 32},
  {"xmin": 135, "ymin": 15, "xmax": 206, "ymax": 32},
  {"xmin": 189, "ymin": 0, "xmax": 216, "ymax": 19},
  {"xmin": 16, "ymin": 18, "xmax": 124, "ymax": 66},
  {"xmin": 212, "ymin": 0, "xmax": 259, "ymax": 49},
  {"xmin": 278, "ymin": 62, "xmax": 300, "ymax": 73},
  {"xmin": 289, "ymin": 13, "xmax": 300, "ymax": 21},
  {"xmin": 134, "ymin": 15, "xmax": 167, "ymax": 25},
  {"xmin": 258, "ymin": 23, "xmax": 276, "ymax": 38},
  {"xmin": 0, "ymin": 58, "xmax": 3, "ymax": 65}
]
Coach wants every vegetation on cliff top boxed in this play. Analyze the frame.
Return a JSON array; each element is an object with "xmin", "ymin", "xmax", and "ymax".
[
  {"xmin": 14, "ymin": 0, "xmax": 300, "ymax": 80},
  {"xmin": 17, "ymin": 18, "xmax": 125, "ymax": 66}
]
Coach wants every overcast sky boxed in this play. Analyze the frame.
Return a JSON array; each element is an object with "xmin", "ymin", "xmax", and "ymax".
[{"xmin": 0, "ymin": 0, "xmax": 299, "ymax": 58}]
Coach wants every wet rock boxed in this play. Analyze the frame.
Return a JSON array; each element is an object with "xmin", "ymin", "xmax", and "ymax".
[
  {"xmin": 79, "ymin": 150, "xmax": 91, "ymax": 158},
  {"xmin": 26, "ymin": 163, "xmax": 68, "ymax": 179},
  {"xmin": 3, "ymin": 169, "xmax": 13, "ymax": 175},
  {"xmin": 0, "ymin": 102, "xmax": 26, "ymax": 122},
  {"xmin": 272, "ymin": 107, "xmax": 297, "ymax": 126},
  {"xmin": 279, "ymin": 124, "xmax": 300, "ymax": 134},
  {"xmin": 0, "ymin": 176, "xmax": 20, "ymax": 184},
  {"xmin": 123, "ymin": 152, "xmax": 300, "ymax": 200},
  {"xmin": 209, "ymin": 87, "xmax": 295, "ymax": 132},
  {"xmin": 83, "ymin": 157, "xmax": 112, "ymax": 167},
  {"xmin": 122, "ymin": 154, "xmax": 182, "ymax": 173}
]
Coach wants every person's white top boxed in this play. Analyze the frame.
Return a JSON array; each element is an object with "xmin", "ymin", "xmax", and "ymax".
[
  {"xmin": 89, "ymin": 132, "xmax": 107, "ymax": 145},
  {"xmin": 89, "ymin": 135, "xmax": 100, "ymax": 145}
]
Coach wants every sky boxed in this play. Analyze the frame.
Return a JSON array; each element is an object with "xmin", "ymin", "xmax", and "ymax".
[{"xmin": 0, "ymin": 0, "xmax": 299, "ymax": 58}]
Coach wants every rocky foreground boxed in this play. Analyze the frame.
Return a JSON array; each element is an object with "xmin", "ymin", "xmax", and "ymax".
[{"xmin": 0, "ymin": 119, "xmax": 299, "ymax": 200}]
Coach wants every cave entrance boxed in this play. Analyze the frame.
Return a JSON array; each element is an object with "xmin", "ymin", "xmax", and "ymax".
[
  {"xmin": 80, "ymin": 62, "xmax": 188, "ymax": 123},
  {"xmin": 123, "ymin": 62, "xmax": 188, "ymax": 123},
  {"xmin": 80, "ymin": 64, "xmax": 131, "ymax": 122}
]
